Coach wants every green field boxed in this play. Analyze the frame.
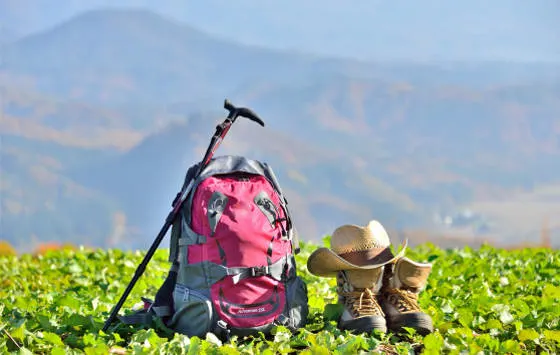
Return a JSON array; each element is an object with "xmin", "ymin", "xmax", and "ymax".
[{"xmin": 1, "ymin": 241, "xmax": 559, "ymax": 354}]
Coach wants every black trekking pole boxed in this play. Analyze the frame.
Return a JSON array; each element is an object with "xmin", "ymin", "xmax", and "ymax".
[{"xmin": 102, "ymin": 99, "xmax": 265, "ymax": 332}]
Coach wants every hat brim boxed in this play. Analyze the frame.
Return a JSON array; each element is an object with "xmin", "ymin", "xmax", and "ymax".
[{"xmin": 306, "ymin": 239, "xmax": 408, "ymax": 277}]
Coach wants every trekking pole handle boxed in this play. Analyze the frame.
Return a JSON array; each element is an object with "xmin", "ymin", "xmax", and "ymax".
[{"xmin": 224, "ymin": 99, "xmax": 265, "ymax": 126}]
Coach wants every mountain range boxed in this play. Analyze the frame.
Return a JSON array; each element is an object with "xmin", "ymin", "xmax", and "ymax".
[
  {"xmin": 2, "ymin": 0, "xmax": 559, "ymax": 62},
  {"xmin": 1, "ymin": 8, "xmax": 559, "ymax": 252}
]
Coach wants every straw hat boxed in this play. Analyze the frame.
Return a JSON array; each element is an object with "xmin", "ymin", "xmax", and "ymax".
[{"xmin": 307, "ymin": 220, "xmax": 407, "ymax": 277}]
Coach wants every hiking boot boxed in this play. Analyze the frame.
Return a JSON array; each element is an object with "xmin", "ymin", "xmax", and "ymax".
[
  {"xmin": 380, "ymin": 257, "xmax": 434, "ymax": 335},
  {"xmin": 336, "ymin": 268, "xmax": 387, "ymax": 334}
]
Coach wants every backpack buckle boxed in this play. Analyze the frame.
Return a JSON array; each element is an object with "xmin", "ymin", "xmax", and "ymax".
[
  {"xmin": 141, "ymin": 297, "xmax": 154, "ymax": 311},
  {"xmin": 251, "ymin": 265, "xmax": 269, "ymax": 277},
  {"xmin": 216, "ymin": 320, "xmax": 231, "ymax": 341}
]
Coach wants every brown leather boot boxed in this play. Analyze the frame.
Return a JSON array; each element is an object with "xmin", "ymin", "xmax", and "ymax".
[
  {"xmin": 336, "ymin": 268, "xmax": 387, "ymax": 334},
  {"xmin": 380, "ymin": 257, "xmax": 434, "ymax": 335},
  {"xmin": 306, "ymin": 220, "xmax": 409, "ymax": 334}
]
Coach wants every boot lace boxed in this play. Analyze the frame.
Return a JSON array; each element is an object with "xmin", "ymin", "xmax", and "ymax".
[
  {"xmin": 385, "ymin": 288, "xmax": 421, "ymax": 313},
  {"xmin": 340, "ymin": 288, "xmax": 384, "ymax": 317}
]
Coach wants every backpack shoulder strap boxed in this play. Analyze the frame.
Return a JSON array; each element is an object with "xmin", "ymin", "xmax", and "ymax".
[
  {"xmin": 169, "ymin": 162, "xmax": 201, "ymax": 263},
  {"xmin": 261, "ymin": 162, "xmax": 300, "ymax": 254}
]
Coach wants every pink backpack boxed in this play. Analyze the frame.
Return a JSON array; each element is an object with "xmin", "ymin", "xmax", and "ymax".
[{"xmin": 121, "ymin": 155, "xmax": 309, "ymax": 339}]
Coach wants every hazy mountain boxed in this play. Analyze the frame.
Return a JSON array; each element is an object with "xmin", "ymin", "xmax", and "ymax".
[
  {"xmin": 1, "ymin": 8, "xmax": 334, "ymax": 106},
  {"xmin": 2, "ymin": 0, "xmax": 559, "ymax": 62},
  {"xmin": 0, "ymin": 25, "xmax": 19, "ymax": 45},
  {"xmin": 3, "ymin": 7, "xmax": 559, "ymax": 107},
  {"xmin": 1, "ymin": 8, "xmax": 559, "ymax": 251}
]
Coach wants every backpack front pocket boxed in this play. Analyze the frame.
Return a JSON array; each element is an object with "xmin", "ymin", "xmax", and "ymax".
[{"xmin": 211, "ymin": 276, "xmax": 285, "ymax": 328}]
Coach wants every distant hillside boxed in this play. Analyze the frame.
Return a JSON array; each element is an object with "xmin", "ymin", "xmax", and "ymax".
[
  {"xmin": 3, "ymin": 8, "xmax": 559, "ymax": 106},
  {"xmin": 0, "ymin": 25, "xmax": 19, "ymax": 45},
  {"xmin": 0, "ymin": 135, "xmax": 119, "ymax": 252},
  {"xmin": 1, "ymin": 8, "xmax": 327, "ymax": 105},
  {"xmin": 2, "ymin": 1, "xmax": 559, "ymax": 62},
  {"xmin": 1, "ymin": 8, "xmax": 559, "ymax": 251}
]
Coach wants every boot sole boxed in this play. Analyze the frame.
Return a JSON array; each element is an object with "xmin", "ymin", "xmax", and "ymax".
[
  {"xmin": 387, "ymin": 313, "xmax": 433, "ymax": 336},
  {"xmin": 339, "ymin": 316, "xmax": 387, "ymax": 334}
]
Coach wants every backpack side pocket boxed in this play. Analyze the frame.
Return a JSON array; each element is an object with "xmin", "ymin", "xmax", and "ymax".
[
  {"xmin": 285, "ymin": 276, "xmax": 309, "ymax": 329},
  {"xmin": 168, "ymin": 284, "xmax": 214, "ymax": 338}
]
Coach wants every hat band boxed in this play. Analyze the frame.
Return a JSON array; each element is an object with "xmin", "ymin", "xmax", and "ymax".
[{"xmin": 338, "ymin": 247, "xmax": 394, "ymax": 266}]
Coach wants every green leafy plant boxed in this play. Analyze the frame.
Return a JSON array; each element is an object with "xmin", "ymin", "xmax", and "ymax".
[{"xmin": 1, "ymin": 241, "xmax": 558, "ymax": 354}]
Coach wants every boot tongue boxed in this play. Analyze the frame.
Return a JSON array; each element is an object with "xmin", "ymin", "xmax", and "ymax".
[
  {"xmin": 345, "ymin": 268, "xmax": 383, "ymax": 291},
  {"xmin": 393, "ymin": 257, "xmax": 432, "ymax": 291}
]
